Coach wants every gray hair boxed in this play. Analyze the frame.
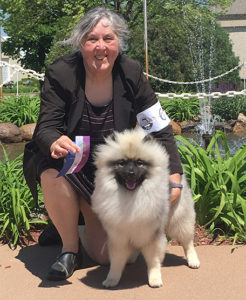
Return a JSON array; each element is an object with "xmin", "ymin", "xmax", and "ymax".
[{"xmin": 62, "ymin": 7, "xmax": 129, "ymax": 52}]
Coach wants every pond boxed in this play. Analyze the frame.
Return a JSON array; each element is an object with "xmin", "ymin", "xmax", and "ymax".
[{"xmin": 180, "ymin": 132, "xmax": 246, "ymax": 155}]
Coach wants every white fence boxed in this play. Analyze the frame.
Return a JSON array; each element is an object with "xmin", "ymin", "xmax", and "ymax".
[{"xmin": 1, "ymin": 60, "xmax": 246, "ymax": 99}]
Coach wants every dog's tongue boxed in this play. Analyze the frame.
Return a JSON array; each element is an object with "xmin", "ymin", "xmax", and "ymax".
[{"xmin": 126, "ymin": 181, "xmax": 136, "ymax": 190}]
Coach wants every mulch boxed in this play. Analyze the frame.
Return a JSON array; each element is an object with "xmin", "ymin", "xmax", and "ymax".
[
  {"xmin": 170, "ymin": 224, "xmax": 237, "ymax": 246},
  {"xmin": 27, "ymin": 224, "xmax": 237, "ymax": 247},
  {"xmin": 1, "ymin": 224, "xmax": 241, "ymax": 248}
]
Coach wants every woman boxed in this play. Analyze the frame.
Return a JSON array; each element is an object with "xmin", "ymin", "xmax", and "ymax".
[{"xmin": 24, "ymin": 7, "xmax": 183, "ymax": 281}]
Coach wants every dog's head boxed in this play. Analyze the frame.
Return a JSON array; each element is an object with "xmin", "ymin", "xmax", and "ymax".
[{"xmin": 93, "ymin": 128, "xmax": 169, "ymax": 191}]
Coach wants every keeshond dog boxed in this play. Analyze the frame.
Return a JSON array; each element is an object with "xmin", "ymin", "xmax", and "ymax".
[{"xmin": 91, "ymin": 128, "xmax": 200, "ymax": 288}]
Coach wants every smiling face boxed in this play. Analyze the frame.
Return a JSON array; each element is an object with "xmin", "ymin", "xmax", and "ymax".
[{"xmin": 81, "ymin": 18, "xmax": 119, "ymax": 76}]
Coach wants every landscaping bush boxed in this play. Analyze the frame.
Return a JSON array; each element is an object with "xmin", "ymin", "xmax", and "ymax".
[
  {"xmin": 0, "ymin": 95, "xmax": 40, "ymax": 127},
  {"xmin": 0, "ymin": 146, "xmax": 47, "ymax": 247},
  {"xmin": 211, "ymin": 95, "xmax": 246, "ymax": 120},
  {"xmin": 176, "ymin": 131, "xmax": 246, "ymax": 244},
  {"xmin": 160, "ymin": 97, "xmax": 200, "ymax": 122}
]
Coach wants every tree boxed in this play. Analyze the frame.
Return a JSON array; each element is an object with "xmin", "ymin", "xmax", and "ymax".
[
  {"xmin": 0, "ymin": 0, "xmax": 237, "ymax": 85},
  {"xmin": 126, "ymin": 0, "xmax": 240, "ymax": 92},
  {"xmin": 0, "ymin": 0, "xmax": 143, "ymax": 71},
  {"xmin": 0, "ymin": 1, "xmax": 69, "ymax": 71},
  {"xmin": 44, "ymin": 1, "xmax": 87, "ymax": 67}
]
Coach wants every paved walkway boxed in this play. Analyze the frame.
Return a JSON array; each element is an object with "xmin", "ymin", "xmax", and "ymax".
[{"xmin": 1, "ymin": 243, "xmax": 245, "ymax": 300}]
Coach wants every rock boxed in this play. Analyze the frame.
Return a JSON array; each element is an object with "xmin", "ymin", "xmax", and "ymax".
[
  {"xmin": 237, "ymin": 113, "xmax": 246, "ymax": 123},
  {"xmin": 179, "ymin": 121, "xmax": 197, "ymax": 132},
  {"xmin": 227, "ymin": 119, "xmax": 237, "ymax": 127},
  {"xmin": 233, "ymin": 113, "xmax": 246, "ymax": 134},
  {"xmin": 20, "ymin": 123, "xmax": 36, "ymax": 140},
  {"xmin": 223, "ymin": 124, "xmax": 233, "ymax": 133},
  {"xmin": 0, "ymin": 122, "xmax": 23, "ymax": 143},
  {"xmin": 214, "ymin": 122, "xmax": 225, "ymax": 131},
  {"xmin": 170, "ymin": 120, "xmax": 181, "ymax": 135},
  {"xmin": 214, "ymin": 122, "xmax": 232, "ymax": 133}
]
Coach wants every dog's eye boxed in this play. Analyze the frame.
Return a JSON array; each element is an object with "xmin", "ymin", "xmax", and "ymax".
[
  {"xmin": 136, "ymin": 159, "xmax": 144, "ymax": 167},
  {"xmin": 117, "ymin": 159, "xmax": 126, "ymax": 167}
]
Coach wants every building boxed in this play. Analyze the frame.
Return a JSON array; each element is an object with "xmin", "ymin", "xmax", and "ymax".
[
  {"xmin": 0, "ymin": 35, "xmax": 27, "ymax": 85},
  {"xmin": 218, "ymin": 0, "xmax": 246, "ymax": 79}
]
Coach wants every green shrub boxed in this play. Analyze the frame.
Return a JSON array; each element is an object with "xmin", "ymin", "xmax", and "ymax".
[
  {"xmin": 176, "ymin": 131, "xmax": 246, "ymax": 244},
  {"xmin": 211, "ymin": 95, "xmax": 246, "ymax": 120},
  {"xmin": 0, "ymin": 95, "xmax": 40, "ymax": 126},
  {"xmin": 160, "ymin": 97, "xmax": 200, "ymax": 122},
  {"xmin": 0, "ymin": 146, "xmax": 46, "ymax": 247}
]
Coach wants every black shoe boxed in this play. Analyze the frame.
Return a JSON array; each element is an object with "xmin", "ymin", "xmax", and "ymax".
[
  {"xmin": 38, "ymin": 223, "xmax": 62, "ymax": 246},
  {"xmin": 46, "ymin": 249, "xmax": 83, "ymax": 281}
]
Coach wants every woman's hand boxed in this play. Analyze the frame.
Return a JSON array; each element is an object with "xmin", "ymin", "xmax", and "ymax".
[
  {"xmin": 50, "ymin": 135, "xmax": 80, "ymax": 159},
  {"xmin": 169, "ymin": 173, "xmax": 182, "ymax": 207}
]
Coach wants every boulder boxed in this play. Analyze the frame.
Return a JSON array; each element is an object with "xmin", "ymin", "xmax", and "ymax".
[
  {"xmin": 214, "ymin": 122, "xmax": 233, "ymax": 133},
  {"xmin": 0, "ymin": 122, "xmax": 23, "ymax": 143},
  {"xmin": 170, "ymin": 120, "xmax": 181, "ymax": 135},
  {"xmin": 227, "ymin": 119, "xmax": 237, "ymax": 127},
  {"xmin": 238, "ymin": 113, "xmax": 246, "ymax": 123},
  {"xmin": 233, "ymin": 113, "xmax": 246, "ymax": 134},
  {"xmin": 223, "ymin": 124, "xmax": 233, "ymax": 133},
  {"xmin": 179, "ymin": 121, "xmax": 197, "ymax": 132},
  {"xmin": 20, "ymin": 123, "xmax": 36, "ymax": 140}
]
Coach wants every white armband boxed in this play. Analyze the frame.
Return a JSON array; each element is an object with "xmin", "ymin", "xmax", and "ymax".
[{"xmin": 137, "ymin": 101, "xmax": 170, "ymax": 133}]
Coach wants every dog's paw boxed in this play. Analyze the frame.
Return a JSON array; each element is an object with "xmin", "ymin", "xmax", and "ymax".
[
  {"xmin": 187, "ymin": 255, "xmax": 200, "ymax": 269},
  {"xmin": 148, "ymin": 276, "xmax": 163, "ymax": 288},
  {"xmin": 148, "ymin": 272, "xmax": 163, "ymax": 288},
  {"xmin": 102, "ymin": 277, "xmax": 120, "ymax": 288}
]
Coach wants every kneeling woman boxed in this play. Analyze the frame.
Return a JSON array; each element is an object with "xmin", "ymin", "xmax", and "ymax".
[{"xmin": 24, "ymin": 7, "xmax": 183, "ymax": 281}]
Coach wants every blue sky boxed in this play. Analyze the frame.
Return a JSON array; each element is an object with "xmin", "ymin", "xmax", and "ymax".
[
  {"xmin": 0, "ymin": 9, "xmax": 7, "ymax": 36},
  {"xmin": 1, "ymin": 26, "xmax": 6, "ymax": 36}
]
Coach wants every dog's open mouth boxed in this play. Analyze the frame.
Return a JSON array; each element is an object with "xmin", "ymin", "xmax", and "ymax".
[{"xmin": 125, "ymin": 181, "xmax": 137, "ymax": 190}]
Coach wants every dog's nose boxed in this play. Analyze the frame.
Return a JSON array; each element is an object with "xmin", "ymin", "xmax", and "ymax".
[{"xmin": 128, "ymin": 169, "xmax": 134, "ymax": 175}]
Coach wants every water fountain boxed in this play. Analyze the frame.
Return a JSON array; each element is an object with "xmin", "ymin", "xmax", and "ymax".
[
  {"xmin": 182, "ymin": 5, "xmax": 217, "ymax": 148},
  {"xmin": 176, "ymin": 1, "xmax": 246, "ymax": 151}
]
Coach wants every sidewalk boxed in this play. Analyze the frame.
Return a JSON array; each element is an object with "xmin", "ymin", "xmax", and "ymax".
[{"xmin": 1, "ymin": 243, "xmax": 245, "ymax": 300}]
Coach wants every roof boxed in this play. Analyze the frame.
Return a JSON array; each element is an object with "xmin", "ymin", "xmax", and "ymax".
[{"xmin": 217, "ymin": 0, "xmax": 246, "ymax": 20}]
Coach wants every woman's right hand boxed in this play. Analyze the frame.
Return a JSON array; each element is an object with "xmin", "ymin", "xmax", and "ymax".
[{"xmin": 50, "ymin": 135, "xmax": 80, "ymax": 159}]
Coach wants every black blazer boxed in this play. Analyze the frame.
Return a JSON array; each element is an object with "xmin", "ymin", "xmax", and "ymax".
[{"xmin": 23, "ymin": 52, "xmax": 182, "ymax": 203}]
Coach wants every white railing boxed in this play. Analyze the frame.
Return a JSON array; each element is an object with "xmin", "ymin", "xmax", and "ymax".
[
  {"xmin": 156, "ymin": 89, "xmax": 246, "ymax": 99},
  {"xmin": 1, "ymin": 60, "xmax": 246, "ymax": 99},
  {"xmin": 0, "ymin": 61, "xmax": 44, "ymax": 88},
  {"xmin": 144, "ymin": 62, "xmax": 244, "ymax": 85}
]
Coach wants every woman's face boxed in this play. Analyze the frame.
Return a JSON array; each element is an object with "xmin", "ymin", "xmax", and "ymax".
[{"xmin": 81, "ymin": 18, "xmax": 119, "ymax": 75}]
